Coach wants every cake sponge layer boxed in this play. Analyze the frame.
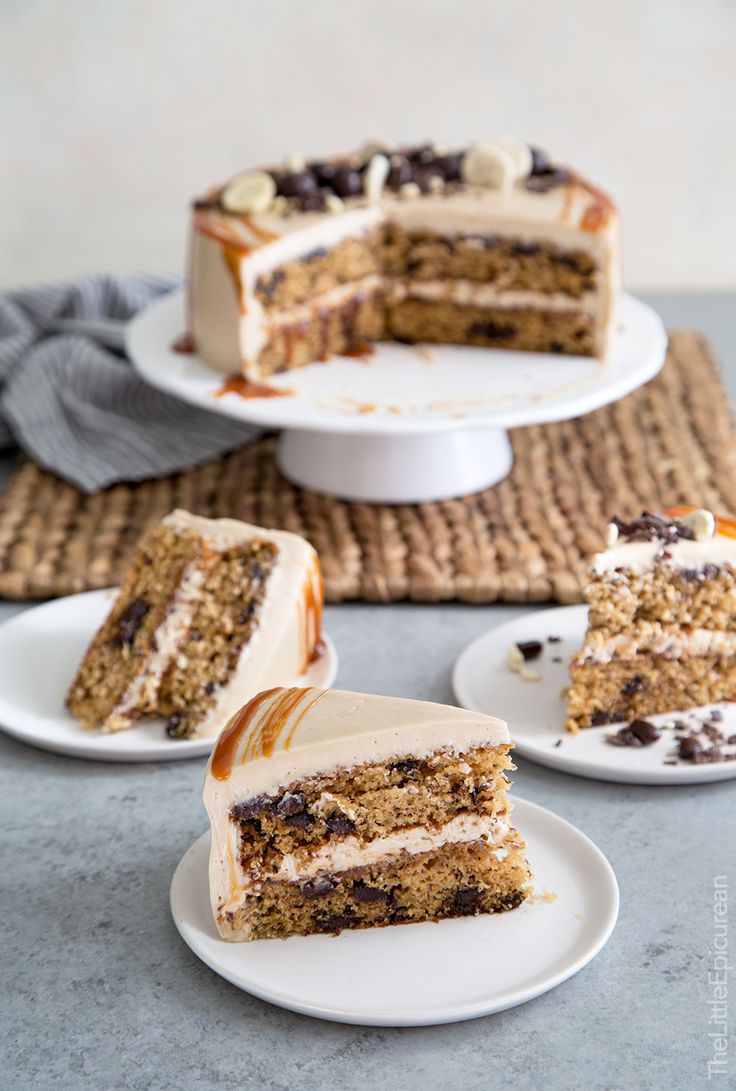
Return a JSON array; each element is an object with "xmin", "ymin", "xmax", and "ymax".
[{"xmin": 218, "ymin": 834, "xmax": 530, "ymax": 941}]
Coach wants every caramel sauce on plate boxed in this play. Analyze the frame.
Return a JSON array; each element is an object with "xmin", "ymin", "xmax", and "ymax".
[{"xmin": 215, "ymin": 375, "xmax": 291, "ymax": 399}]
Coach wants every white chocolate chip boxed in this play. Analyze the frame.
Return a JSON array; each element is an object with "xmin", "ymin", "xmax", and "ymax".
[
  {"xmin": 399, "ymin": 181, "xmax": 421, "ymax": 200},
  {"xmin": 605, "ymin": 522, "xmax": 619, "ymax": 547},
  {"xmin": 679, "ymin": 508, "xmax": 716, "ymax": 542},
  {"xmin": 221, "ymin": 170, "xmax": 276, "ymax": 214},
  {"xmin": 363, "ymin": 153, "xmax": 390, "ymax": 202},
  {"xmin": 325, "ymin": 193, "xmax": 345, "ymax": 214},
  {"xmin": 428, "ymin": 174, "xmax": 445, "ymax": 193},
  {"xmin": 520, "ymin": 666, "xmax": 542, "ymax": 682},
  {"xmin": 284, "ymin": 152, "xmax": 306, "ymax": 172},
  {"xmin": 507, "ymin": 644, "xmax": 525, "ymax": 672},
  {"xmin": 489, "ymin": 135, "xmax": 533, "ymax": 180},
  {"xmin": 461, "ymin": 142, "xmax": 516, "ymax": 191}
]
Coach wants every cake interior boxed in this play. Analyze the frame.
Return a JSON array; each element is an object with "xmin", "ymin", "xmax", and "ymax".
[
  {"xmin": 217, "ymin": 220, "xmax": 604, "ymax": 377},
  {"xmin": 217, "ymin": 744, "xmax": 530, "ymax": 941},
  {"xmin": 66, "ymin": 524, "xmax": 279, "ymax": 737}
]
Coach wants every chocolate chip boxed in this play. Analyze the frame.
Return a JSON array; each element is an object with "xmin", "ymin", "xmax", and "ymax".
[
  {"xmin": 231, "ymin": 795, "xmax": 272, "ymax": 821},
  {"xmin": 203, "ymin": 681, "xmax": 216, "ymax": 696},
  {"xmin": 238, "ymin": 604, "xmax": 255, "ymax": 625},
  {"xmin": 434, "ymin": 153, "xmax": 463, "ymax": 181},
  {"xmin": 276, "ymin": 171, "xmax": 317, "ymax": 198},
  {"xmin": 309, "ymin": 160, "xmax": 337, "ymax": 186},
  {"xmin": 318, "ymin": 913, "xmax": 354, "ymax": 933},
  {"xmin": 406, "ymin": 143, "xmax": 433, "ymax": 163},
  {"xmin": 710, "ymin": 710, "xmax": 724, "ymax": 722},
  {"xmin": 387, "ymin": 156, "xmax": 412, "ymax": 189},
  {"xmin": 514, "ymin": 240, "xmax": 540, "ymax": 257},
  {"xmin": 612, "ymin": 511, "xmax": 695, "ymax": 545},
  {"xmin": 629, "ymin": 719, "xmax": 661, "ymax": 745},
  {"xmin": 352, "ymin": 881, "xmax": 391, "ymax": 905},
  {"xmin": 391, "ymin": 758, "xmax": 420, "ymax": 774},
  {"xmin": 302, "ymin": 876, "xmax": 336, "ymax": 899},
  {"xmin": 468, "ymin": 320, "xmax": 515, "ymax": 342},
  {"xmin": 547, "ymin": 635, "xmax": 562, "ymax": 643},
  {"xmin": 678, "ymin": 736, "xmax": 702, "ymax": 760},
  {"xmin": 111, "ymin": 599, "xmax": 150, "ymax": 647},
  {"xmin": 276, "ymin": 791, "xmax": 307, "ymax": 818},
  {"xmin": 250, "ymin": 562, "xmax": 264, "ymax": 581},
  {"xmin": 325, "ymin": 813, "xmax": 356, "ymax": 836},
  {"xmin": 453, "ymin": 887, "xmax": 482, "ymax": 915},
  {"xmin": 331, "ymin": 166, "xmax": 362, "ymax": 198},
  {"xmin": 622, "ymin": 676, "xmax": 645, "ymax": 696},
  {"xmin": 530, "ymin": 146, "xmax": 551, "ymax": 174},
  {"xmin": 551, "ymin": 656, "xmax": 562, "ymax": 663},
  {"xmin": 165, "ymin": 712, "xmax": 184, "ymax": 738},
  {"xmin": 257, "ymin": 268, "xmax": 285, "ymax": 301},
  {"xmin": 516, "ymin": 640, "xmax": 543, "ymax": 661}
]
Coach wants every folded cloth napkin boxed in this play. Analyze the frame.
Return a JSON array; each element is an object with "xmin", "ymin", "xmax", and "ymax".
[{"xmin": 0, "ymin": 273, "xmax": 260, "ymax": 492}]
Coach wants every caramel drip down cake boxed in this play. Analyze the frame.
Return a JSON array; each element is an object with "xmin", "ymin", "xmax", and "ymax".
[
  {"xmin": 189, "ymin": 137, "xmax": 620, "ymax": 377},
  {"xmin": 566, "ymin": 508, "xmax": 736, "ymax": 731},
  {"xmin": 203, "ymin": 687, "xmax": 531, "ymax": 941},
  {"xmin": 66, "ymin": 511, "xmax": 323, "ymax": 739}
]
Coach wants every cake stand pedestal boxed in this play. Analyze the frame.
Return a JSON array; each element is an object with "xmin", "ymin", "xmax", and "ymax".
[
  {"xmin": 127, "ymin": 290, "xmax": 667, "ymax": 504},
  {"xmin": 277, "ymin": 427, "xmax": 513, "ymax": 503}
]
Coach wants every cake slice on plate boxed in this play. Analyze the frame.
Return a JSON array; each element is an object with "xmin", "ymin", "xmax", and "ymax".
[
  {"xmin": 203, "ymin": 687, "xmax": 531, "ymax": 941},
  {"xmin": 566, "ymin": 507, "xmax": 736, "ymax": 731},
  {"xmin": 189, "ymin": 137, "xmax": 620, "ymax": 377},
  {"xmin": 66, "ymin": 511, "xmax": 323, "ymax": 739}
]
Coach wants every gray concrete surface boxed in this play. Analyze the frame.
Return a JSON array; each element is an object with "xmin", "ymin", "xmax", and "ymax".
[{"xmin": 1, "ymin": 294, "xmax": 734, "ymax": 1090}]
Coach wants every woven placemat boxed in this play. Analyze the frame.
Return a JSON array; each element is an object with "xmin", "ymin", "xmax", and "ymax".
[{"xmin": 0, "ymin": 330, "xmax": 734, "ymax": 604}]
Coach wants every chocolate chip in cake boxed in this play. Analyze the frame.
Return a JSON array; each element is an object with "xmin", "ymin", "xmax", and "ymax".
[
  {"xmin": 318, "ymin": 913, "xmax": 355, "ymax": 933},
  {"xmin": 386, "ymin": 156, "xmax": 413, "ymax": 189},
  {"xmin": 434, "ymin": 152, "xmax": 464, "ymax": 181},
  {"xmin": 629, "ymin": 719, "xmax": 661, "ymax": 745},
  {"xmin": 238, "ymin": 604, "xmax": 255, "ymax": 625},
  {"xmin": 302, "ymin": 876, "xmax": 336, "ymax": 899},
  {"xmin": 325, "ymin": 813, "xmax": 356, "ymax": 836},
  {"xmin": 516, "ymin": 640, "xmax": 543, "ymax": 661},
  {"xmin": 453, "ymin": 887, "xmax": 482, "ymax": 915},
  {"xmin": 276, "ymin": 791, "xmax": 307, "ymax": 818},
  {"xmin": 111, "ymin": 599, "xmax": 150, "ymax": 647},
  {"xmin": 331, "ymin": 166, "xmax": 362, "ymax": 198},
  {"xmin": 468, "ymin": 320, "xmax": 515, "ymax": 342},
  {"xmin": 622, "ymin": 676, "xmax": 646, "ymax": 696},
  {"xmin": 352, "ymin": 881, "xmax": 391, "ymax": 905},
  {"xmin": 391, "ymin": 758, "xmax": 420, "ymax": 775},
  {"xmin": 231, "ymin": 795, "xmax": 273, "ymax": 821},
  {"xmin": 284, "ymin": 811, "xmax": 314, "ymax": 831},
  {"xmin": 203, "ymin": 681, "xmax": 216, "ymax": 696},
  {"xmin": 165, "ymin": 711, "xmax": 184, "ymax": 738}
]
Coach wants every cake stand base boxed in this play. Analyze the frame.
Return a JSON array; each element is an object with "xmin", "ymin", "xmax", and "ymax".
[{"xmin": 277, "ymin": 427, "xmax": 514, "ymax": 503}]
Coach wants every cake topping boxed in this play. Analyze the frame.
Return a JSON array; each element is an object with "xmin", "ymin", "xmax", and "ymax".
[
  {"xmin": 678, "ymin": 508, "xmax": 716, "ymax": 542},
  {"xmin": 221, "ymin": 171, "xmax": 277, "ymax": 214},
  {"xmin": 609, "ymin": 511, "xmax": 697, "ymax": 545},
  {"xmin": 606, "ymin": 719, "xmax": 661, "ymax": 747},
  {"xmin": 363, "ymin": 153, "xmax": 391, "ymax": 203},
  {"xmin": 461, "ymin": 137, "xmax": 532, "ymax": 191}
]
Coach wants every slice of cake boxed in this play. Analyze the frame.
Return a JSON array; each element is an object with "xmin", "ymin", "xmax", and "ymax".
[
  {"xmin": 566, "ymin": 507, "xmax": 736, "ymax": 731},
  {"xmin": 188, "ymin": 137, "xmax": 619, "ymax": 378},
  {"xmin": 203, "ymin": 687, "xmax": 531, "ymax": 941},
  {"xmin": 66, "ymin": 511, "xmax": 323, "ymax": 739}
]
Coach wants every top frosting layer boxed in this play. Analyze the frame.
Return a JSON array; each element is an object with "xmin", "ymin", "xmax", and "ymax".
[
  {"xmin": 206, "ymin": 687, "xmax": 509, "ymax": 796},
  {"xmin": 591, "ymin": 508, "xmax": 736, "ymax": 574},
  {"xmin": 192, "ymin": 138, "xmax": 617, "ymax": 261}
]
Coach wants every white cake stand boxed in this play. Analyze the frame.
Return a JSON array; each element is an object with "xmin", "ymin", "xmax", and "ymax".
[{"xmin": 126, "ymin": 289, "xmax": 666, "ymax": 503}]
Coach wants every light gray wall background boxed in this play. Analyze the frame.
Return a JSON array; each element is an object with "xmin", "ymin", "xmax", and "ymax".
[{"xmin": 2, "ymin": 0, "xmax": 734, "ymax": 290}]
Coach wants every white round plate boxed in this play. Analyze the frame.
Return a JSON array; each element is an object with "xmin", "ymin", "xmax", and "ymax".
[
  {"xmin": 127, "ymin": 289, "xmax": 666, "ymax": 436},
  {"xmin": 0, "ymin": 590, "xmax": 338, "ymax": 763},
  {"xmin": 453, "ymin": 605, "xmax": 736, "ymax": 785},
  {"xmin": 170, "ymin": 798, "xmax": 618, "ymax": 1026}
]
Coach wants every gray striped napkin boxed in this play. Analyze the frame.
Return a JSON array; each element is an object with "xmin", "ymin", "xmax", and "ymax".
[{"xmin": 0, "ymin": 273, "xmax": 260, "ymax": 492}]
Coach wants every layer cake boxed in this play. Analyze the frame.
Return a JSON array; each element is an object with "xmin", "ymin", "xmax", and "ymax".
[
  {"xmin": 67, "ymin": 511, "xmax": 323, "ymax": 739},
  {"xmin": 567, "ymin": 508, "xmax": 736, "ymax": 731},
  {"xmin": 188, "ymin": 138, "xmax": 620, "ymax": 378},
  {"xmin": 204, "ymin": 687, "xmax": 531, "ymax": 940}
]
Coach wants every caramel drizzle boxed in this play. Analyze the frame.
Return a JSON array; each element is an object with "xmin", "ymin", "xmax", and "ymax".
[
  {"xmin": 302, "ymin": 558, "xmax": 325, "ymax": 668},
  {"xmin": 283, "ymin": 688, "xmax": 327, "ymax": 750},
  {"xmin": 242, "ymin": 687, "xmax": 317, "ymax": 761},
  {"xmin": 215, "ymin": 374, "xmax": 290, "ymax": 399},
  {"xmin": 210, "ymin": 688, "xmax": 281, "ymax": 780}
]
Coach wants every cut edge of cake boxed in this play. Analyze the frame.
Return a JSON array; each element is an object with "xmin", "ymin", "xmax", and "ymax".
[
  {"xmin": 66, "ymin": 510, "xmax": 323, "ymax": 740},
  {"xmin": 187, "ymin": 137, "xmax": 620, "ymax": 379},
  {"xmin": 566, "ymin": 507, "xmax": 736, "ymax": 732},
  {"xmin": 203, "ymin": 687, "xmax": 532, "ymax": 942}
]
